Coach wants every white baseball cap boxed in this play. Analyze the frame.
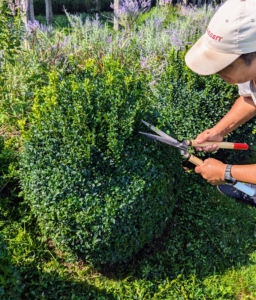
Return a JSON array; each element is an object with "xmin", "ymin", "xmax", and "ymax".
[{"xmin": 185, "ymin": 0, "xmax": 256, "ymax": 75}]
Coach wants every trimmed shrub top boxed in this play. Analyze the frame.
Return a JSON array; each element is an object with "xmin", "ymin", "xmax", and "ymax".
[{"xmin": 20, "ymin": 57, "xmax": 183, "ymax": 265}]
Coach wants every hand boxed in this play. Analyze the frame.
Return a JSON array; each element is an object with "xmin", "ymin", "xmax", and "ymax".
[
  {"xmin": 195, "ymin": 128, "xmax": 224, "ymax": 152},
  {"xmin": 195, "ymin": 158, "xmax": 227, "ymax": 185}
]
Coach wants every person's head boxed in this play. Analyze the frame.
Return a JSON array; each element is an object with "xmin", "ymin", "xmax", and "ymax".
[
  {"xmin": 217, "ymin": 52, "xmax": 256, "ymax": 84},
  {"xmin": 185, "ymin": 0, "xmax": 256, "ymax": 82}
]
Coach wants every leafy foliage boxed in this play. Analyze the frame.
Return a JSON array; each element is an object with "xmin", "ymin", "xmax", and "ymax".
[
  {"xmin": 0, "ymin": 0, "xmax": 22, "ymax": 64},
  {"xmin": 0, "ymin": 0, "xmax": 31, "ymax": 127},
  {"xmin": 20, "ymin": 58, "xmax": 183, "ymax": 265},
  {"xmin": 0, "ymin": 137, "xmax": 16, "ymax": 191},
  {"xmin": 0, "ymin": 137, "xmax": 21, "ymax": 299},
  {"xmin": 155, "ymin": 49, "xmax": 256, "ymax": 164},
  {"xmin": 0, "ymin": 234, "xmax": 22, "ymax": 299}
]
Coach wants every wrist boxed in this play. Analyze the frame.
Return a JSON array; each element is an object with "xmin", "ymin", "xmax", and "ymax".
[
  {"xmin": 224, "ymin": 164, "xmax": 237, "ymax": 185},
  {"xmin": 211, "ymin": 125, "xmax": 226, "ymax": 139},
  {"xmin": 222, "ymin": 164, "xmax": 228, "ymax": 181}
]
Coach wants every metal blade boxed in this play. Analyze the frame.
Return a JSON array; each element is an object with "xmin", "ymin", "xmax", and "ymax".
[
  {"xmin": 142, "ymin": 120, "xmax": 178, "ymax": 143},
  {"xmin": 139, "ymin": 132, "xmax": 186, "ymax": 151}
]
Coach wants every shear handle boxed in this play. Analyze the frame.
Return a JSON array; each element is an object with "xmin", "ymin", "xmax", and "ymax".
[
  {"xmin": 186, "ymin": 140, "xmax": 248, "ymax": 150},
  {"xmin": 184, "ymin": 153, "xmax": 203, "ymax": 166}
]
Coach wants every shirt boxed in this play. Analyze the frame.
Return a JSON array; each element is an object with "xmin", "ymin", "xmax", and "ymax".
[{"xmin": 237, "ymin": 81, "xmax": 256, "ymax": 104}]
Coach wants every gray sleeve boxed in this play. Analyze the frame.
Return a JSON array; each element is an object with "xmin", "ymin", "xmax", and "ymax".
[{"xmin": 237, "ymin": 81, "xmax": 256, "ymax": 104}]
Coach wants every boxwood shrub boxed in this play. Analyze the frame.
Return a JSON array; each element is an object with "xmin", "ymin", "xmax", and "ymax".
[
  {"xmin": 156, "ymin": 49, "xmax": 256, "ymax": 165},
  {"xmin": 20, "ymin": 57, "xmax": 183, "ymax": 265}
]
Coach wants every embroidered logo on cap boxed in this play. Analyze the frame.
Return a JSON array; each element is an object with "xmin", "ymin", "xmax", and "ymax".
[{"xmin": 206, "ymin": 28, "xmax": 223, "ymax": 41}]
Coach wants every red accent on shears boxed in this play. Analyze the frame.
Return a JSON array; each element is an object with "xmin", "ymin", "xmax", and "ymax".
[{"xmin": 233, "ymin": 143, "xmax": 249, "ymax": 150}]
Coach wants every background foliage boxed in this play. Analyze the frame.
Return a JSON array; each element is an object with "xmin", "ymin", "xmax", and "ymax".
[
  {"xmin": 0, "ymin": 137, "xmax": 22, "ymax": 299},
  {"xmin": 33, "ymin": 0, "xmax": 114, "ymax": 15},
  {"xmin": 0, "ymin": 1, "xmax": 22, "ymax": 62},
  {"xmin": 33, "ymin": 0, "xmax": 158, "ymax": 15},
  {"xmin": 0, "ymin": 233, "xmax": 21, "ymax": 299}
]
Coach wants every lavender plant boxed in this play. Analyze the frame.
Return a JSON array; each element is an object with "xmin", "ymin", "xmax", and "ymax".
[
  {"xmin": 132, "ymin": 6, "xmax": 205, "ymax": 93},
  {"xmin": 1, "ymin": 3, "xmax": 218, "ymax": 129},
  {"xmin": 27, "ymin": 19, "xmax": 53, "ymax": 34},
  {"xmin": 110, "ymin": 0, "xmax": 151, "ymax": 32}
]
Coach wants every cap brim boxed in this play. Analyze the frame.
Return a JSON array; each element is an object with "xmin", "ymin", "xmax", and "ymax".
[{"xmin": 185, "ymin": 35, "xmax": 240, "ymax": 75}]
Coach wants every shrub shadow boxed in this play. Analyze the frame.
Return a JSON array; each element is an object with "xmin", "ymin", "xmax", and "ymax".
[{"xmin": 18, "ymin": 265, "xmax": 117, "ymax": 300}]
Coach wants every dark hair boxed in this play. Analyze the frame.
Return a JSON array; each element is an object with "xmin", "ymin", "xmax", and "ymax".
[{"xmin": 239, "ymin": 52, "xmax": 256, "ymax": 66}]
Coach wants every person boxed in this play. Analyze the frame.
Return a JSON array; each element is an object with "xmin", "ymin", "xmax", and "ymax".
[{"xmin": 185, "ymin": 0, "xmax": 256, "ymax": 206}]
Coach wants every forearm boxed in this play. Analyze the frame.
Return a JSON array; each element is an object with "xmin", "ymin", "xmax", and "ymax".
[
  {"xmin": 231, "ymin": 164, "xmax": 256, "ymax": 184},
  {"xmin": 213, "ymin": 96, "xmax": 256, "ymax": 137}
]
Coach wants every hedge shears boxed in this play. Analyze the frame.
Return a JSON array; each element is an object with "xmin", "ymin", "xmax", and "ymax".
[{"xmin": 140, "ymin": 120, "xmax": 254, "ymax": 196}]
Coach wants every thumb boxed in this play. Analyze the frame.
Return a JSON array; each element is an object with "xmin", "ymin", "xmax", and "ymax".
[
  {"xmin": 195, "ymin": 132, "xmax": 209, "ymax": 144},
  {"xmin": 194, "ymin": 165, "xmax": 201, "ymax": 174},
  {"xmin": 195, "ymin": 130, "xmax": 215, "ymax": 144},
  {"xmin": 195, "ymin": 136, "xmax": 205, "ymax": 144}
]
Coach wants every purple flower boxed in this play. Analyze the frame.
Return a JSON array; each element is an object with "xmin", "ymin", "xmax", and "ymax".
[
  {"xmin": 139, "ymin": 56, "xmax": 150, "ymax": 69},
  {"xmin": 106, "ymin": 36, "xmax": 113, "ymax": 44},
  {"xmin": 62, "ymin": 36, "xmax": 70, "ymax": 47},
  {"xmin": 85, "ymin": 13, "xmax": 102, "ymax": 29},
  {"xmin": 110, "ymin": 0, "xmax": 151, "ymax": 30},
  {"xmin": 154, "ymin": 18, "xmax": 163, "ymax": 29},
  {"xmin": 27, "ymin": 20, "xmax": 40, "ymax": 31},
  {"xmin": 27, "ymin": 20, "xmax": 52, "ymax": 34},
  {"xmin": 165, "ymin": 29, "xmax": 186, "ymax": 50}
]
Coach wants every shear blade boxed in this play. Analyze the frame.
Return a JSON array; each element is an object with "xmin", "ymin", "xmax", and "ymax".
[
  {"xmin": 142, "ymin": 120, "xmax": 178, "ymax": 143},
  {"xmin": 139, "ymin": 132, "xmax": 182, "ymax": 149}
]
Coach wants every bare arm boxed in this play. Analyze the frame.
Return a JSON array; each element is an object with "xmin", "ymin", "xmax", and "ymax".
[
  {"xmin": 195, "ymin": 96, "xmax": 256, "ymax": 151},
  {"xmin": 213, "ymin": 96, "xmax": 256, "ymax": 136},
  {"xmin": 231, "ymin": 164, "xmax": 256, "ymax": 184},
  {"xmin": 194, "ymin": 96, "xmax": 256, "ymax": 185},
  {"xmin": 195, "ymin": 158, "xmax": 256, "ymax": 185}
]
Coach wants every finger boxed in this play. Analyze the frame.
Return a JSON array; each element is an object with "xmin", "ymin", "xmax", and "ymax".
[
  {"xmin": 203, "ymin": 145, "xmax": 219, "ymax": 152},
  {"xmin": 196, "ymin": 144, "xmax": 219, "ymax": 152},
  {"xmin": 194, "ymin": 166, "xmax": 201, "ymax": 174},
  {"xmin": 195, "ymin": 130, "xmax": 212, "ymax": 143}
]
